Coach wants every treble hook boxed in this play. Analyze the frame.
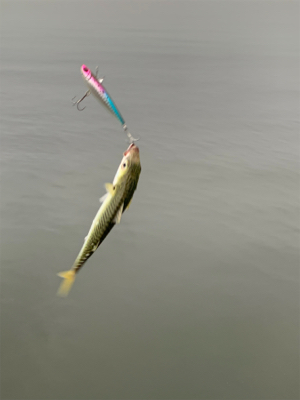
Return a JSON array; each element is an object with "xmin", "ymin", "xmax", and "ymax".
[{"xmin": 72, "ymin": 90, "xmax": 90, "ymax": 111}]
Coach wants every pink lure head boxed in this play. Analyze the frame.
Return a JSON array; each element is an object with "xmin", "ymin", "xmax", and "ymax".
[{"xmin": 81, "ymin": 65, "xmax": 92, "ymax": 81}]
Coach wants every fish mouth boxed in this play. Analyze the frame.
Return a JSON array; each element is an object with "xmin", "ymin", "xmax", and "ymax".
[{"xmin": 123, "ymin": 143, "xmax": 139, "ymax": 156}]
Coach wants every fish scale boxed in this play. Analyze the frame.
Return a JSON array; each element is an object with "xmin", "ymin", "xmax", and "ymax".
[{"xmin": 74, "ymin": 185, "xmax": 125, "ymax": 273}]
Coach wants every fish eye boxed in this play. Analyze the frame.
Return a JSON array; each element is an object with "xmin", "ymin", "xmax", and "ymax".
[{"xmin": 123, "ymin": 163, "xmax": 126, "ymax": 168}]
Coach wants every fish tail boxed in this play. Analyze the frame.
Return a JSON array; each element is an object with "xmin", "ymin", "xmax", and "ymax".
[{"xmin": 57, "ymin": 269, "xmax": 76, "ymax": 297}]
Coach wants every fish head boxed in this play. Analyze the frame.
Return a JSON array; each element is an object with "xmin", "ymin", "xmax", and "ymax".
[
  {"xmin": 113, "ymin": 144, "xmax": 141, "ymax": 185},
  {"xmin": 81, "ymin": 65, "xmax": 92, "ymax": 81}
]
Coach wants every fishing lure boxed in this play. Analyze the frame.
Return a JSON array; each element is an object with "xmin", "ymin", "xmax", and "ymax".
[{"xmin": 72, "ymin": 65, "xmax": 138, "ymax": 143}]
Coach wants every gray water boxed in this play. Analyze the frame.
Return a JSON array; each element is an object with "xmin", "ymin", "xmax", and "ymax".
[{"xmin": 1, "ymin": 1, "xmax": 299, "ymax": 399}]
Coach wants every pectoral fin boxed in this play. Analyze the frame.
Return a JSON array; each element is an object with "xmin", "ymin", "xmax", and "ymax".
[
  {"xmin": 114, "ymin": 204, "xmax": 124, "ymax": 224},
  {"xmin": 99, "ymin": 193, "xmax": 108, "ymax": 203},
  {"xmin": 105, "ymin": 183, "xmax": 114, "ymax": 195}
]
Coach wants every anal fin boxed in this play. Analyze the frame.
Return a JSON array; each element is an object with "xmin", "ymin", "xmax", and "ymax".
[
  {"xmin": 114, "ymin": 204, "xmax": 124, "ymax": 224},
  {"xmin": 126, "ymin": 199, "xmax": 132, "ymax": 210}
]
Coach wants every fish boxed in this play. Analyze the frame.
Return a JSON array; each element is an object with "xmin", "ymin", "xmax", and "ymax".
[
  {"xmin": 80, "ymin": 64, "xmax": 127, "ymax": 130},
  {"xmin": 57, "ymin": 143, "xmax": 141, "ymax": 296}
]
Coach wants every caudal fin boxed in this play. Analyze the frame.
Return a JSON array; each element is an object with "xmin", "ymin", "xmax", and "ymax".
[{"xmin": 57, "ymin": 269, "xmax": 76, "ymax": 297}]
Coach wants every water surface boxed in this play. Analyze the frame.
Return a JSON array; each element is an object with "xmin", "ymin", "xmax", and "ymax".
[{"xmin": 1, "ymin": 1, "xmax": 299, "ymax": 399}]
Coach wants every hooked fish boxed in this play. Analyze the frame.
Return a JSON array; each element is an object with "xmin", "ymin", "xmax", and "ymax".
[{"xmin": 57, "ymin": 143, "xmax": 141, "ymax": 296}]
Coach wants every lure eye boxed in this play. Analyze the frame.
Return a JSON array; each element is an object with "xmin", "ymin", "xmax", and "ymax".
[
  {"xmin": 122, "ymin": 163, "xmax": 126, "ymax": 168},
  {"xmin": 84, "ymin": 67, "xmax": 88, "ymax": 72}
]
